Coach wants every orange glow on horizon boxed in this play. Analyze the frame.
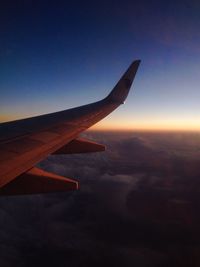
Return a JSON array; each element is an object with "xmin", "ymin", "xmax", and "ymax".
[
  {"xmin": 0, "ymin": 112, "xmax": 42, "ymax": 123},
  {"xmin": 0, "ymin": 114, "xmax": 19, "ymax": 123},
  {"xmin": 1, "ymin": 114, "xmax": 200, "ymax": 132},
  {"xmin": 91, "ymin": 118, "xmax": 200, "ymax": 132}
]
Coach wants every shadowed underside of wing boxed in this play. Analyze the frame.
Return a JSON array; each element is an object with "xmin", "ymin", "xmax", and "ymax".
[
  {"xmin": 0, "ymin": 167, "xmax": 78, "ymax": 195},
  {"xmin": 53, "ymin": 137, "xmax": 105, "ymax": 154},
  {"xmin": 0, "ymin": 60, "xmax": 140, "ymax": 195}
]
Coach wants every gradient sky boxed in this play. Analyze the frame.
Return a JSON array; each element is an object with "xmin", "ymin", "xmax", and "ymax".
[{"xmin": 1, "ymin": 0, "xmax": 200, "ymax": 130}]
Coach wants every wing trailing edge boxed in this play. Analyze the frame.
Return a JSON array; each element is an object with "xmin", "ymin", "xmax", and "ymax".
[{"xmin": 0, "ymin": 167, "xmax": 78, "ymax": 196}]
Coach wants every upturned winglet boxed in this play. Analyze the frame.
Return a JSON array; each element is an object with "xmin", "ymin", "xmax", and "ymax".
[{"xmin": 105, "ymin": 60, "xmax": 141, "ymax": 104}]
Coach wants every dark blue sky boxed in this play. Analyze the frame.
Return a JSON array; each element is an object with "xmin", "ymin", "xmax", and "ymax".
[{"xmin": 1, "ymin": 0, "xmax": 200, "ymax": 130}]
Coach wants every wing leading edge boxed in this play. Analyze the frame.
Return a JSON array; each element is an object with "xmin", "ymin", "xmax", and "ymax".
[{"xmin": 0, "ymin": 60, "xmax": 140, "ymax": 195}]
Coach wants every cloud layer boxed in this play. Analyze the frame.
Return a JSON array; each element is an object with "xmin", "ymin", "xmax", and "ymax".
[{"xmin": 1, "ymin": 131, "xmax": 200, "ymax": 266}]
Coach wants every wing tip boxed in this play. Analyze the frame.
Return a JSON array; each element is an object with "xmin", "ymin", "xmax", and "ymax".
[
  {"xmin": 106, "ymin": 59, "xmax": 141, "ymax": 104},
  {"xmin": 133, "ymin": 59, "xmax": 141, "ymax": 64}
]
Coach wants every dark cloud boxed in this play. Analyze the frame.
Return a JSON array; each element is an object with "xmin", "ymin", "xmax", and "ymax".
[{"xmin": 1, "ymin": 131, "xmax": 200, "ymax": 266}]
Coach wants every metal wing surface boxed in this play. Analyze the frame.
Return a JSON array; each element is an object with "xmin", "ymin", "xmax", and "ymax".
[{"xmin": 0, "ymin": 60, "xmax": 140, "ymax": 195}]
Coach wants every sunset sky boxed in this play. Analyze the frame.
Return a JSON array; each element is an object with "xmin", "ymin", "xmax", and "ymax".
[{"xmin": 1, "ymin": 0, "xmax": 200, "ymax": 131}]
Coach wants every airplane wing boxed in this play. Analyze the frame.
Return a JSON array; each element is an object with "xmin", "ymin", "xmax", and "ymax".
[{"xmin": 0, "ymin": 60, "xmax": 140, "ymax": 195}]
